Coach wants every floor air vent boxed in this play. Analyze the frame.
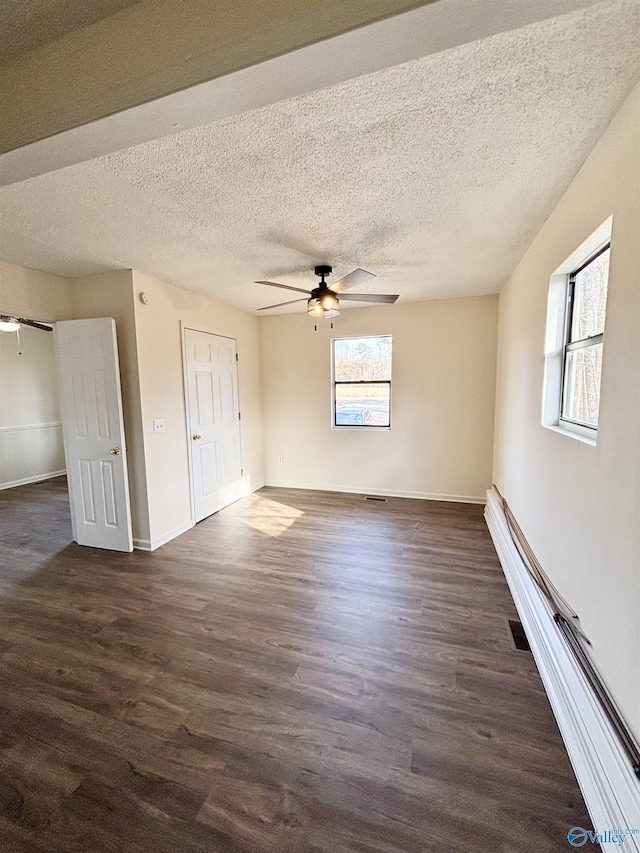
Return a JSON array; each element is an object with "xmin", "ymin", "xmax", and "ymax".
[
  {"xmin": 508, "ymin": 619, "xmax": 532, "ymax": 652},
  {"xmin": 364, "ymin": 496, "xmax": 387, "ymax": 502}
]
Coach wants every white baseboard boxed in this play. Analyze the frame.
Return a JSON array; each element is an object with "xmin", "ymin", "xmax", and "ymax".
[
  {"xmin": 485, "ymin": 487, "xmax": 640, "ymax": 852},
  {"xmin": 0, "ymin": 469, "xmax": 66, "ymax": 491},
  {"xmin": 133, "ymin": 481, "xmax": 264, "ymax": 551},
  {"xmin": 263, "ymin": 480, "xmax": 485, "ymax": 504},
  {"xmin": 133, "ymin": 520, "xmax": 194, "ymax": 552}
]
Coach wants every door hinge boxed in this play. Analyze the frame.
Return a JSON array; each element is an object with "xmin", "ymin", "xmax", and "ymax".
[
  {"xmin": 241, "ymin": 468, "xmax": 244, "ymax": 476},
  {"xmin": 235, "ymin": 353, "xmax": 238, "ymax": 361},
  {"xmin": 238, "ymin": 411, "xmax": 241, "ymax": 420}
]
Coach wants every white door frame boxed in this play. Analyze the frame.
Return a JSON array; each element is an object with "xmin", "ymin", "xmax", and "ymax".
[{"xmin": 180, "ymin": 321, "xmax": 244, "ymax": 526}]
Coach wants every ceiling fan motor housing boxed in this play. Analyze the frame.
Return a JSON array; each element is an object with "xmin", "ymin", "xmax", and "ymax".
[
  {"xmin": 313, "ymin": 264, "xmax": 335, "ymax": 304},
  {"xmin": 314, "ymin": 264, "xmax": 333, "ymax": 279}
]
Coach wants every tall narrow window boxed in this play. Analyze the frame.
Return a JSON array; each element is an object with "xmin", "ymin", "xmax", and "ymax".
[
  {"xmin": 561, "ymin": 244, "xmax": 610, "ymax": 432},
  {"xmin": 332, "ymin": 336, "xmax": 392, "ymax": 428}
]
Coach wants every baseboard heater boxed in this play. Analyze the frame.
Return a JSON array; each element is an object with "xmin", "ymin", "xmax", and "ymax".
[{"xmin": 485, "ymin": 486, "xmax": 640, "ymax": 849}]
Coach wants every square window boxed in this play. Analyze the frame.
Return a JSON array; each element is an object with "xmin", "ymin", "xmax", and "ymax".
[{"xmin": 332, "ymin": 336, "xmax": 392, "ymax": 428}]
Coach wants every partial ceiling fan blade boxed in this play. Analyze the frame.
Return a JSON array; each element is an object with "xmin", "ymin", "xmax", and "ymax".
[
  {"xmin": 257, "ymin": 298, "xmax": 309, "ymax": 311},
  {"xmin": 261, "ymin": 230, "xmax": 321, "ymax": 260},
  {"xmin": 338, "ymin": 293, "xmax": 399, "ymax": 303},
  {"xmin": 255, "ymin": 280, "xmax": 311, "ymax": 295},
  {"xmin": 17, "ymin": 318, "xmax": 53, "ymax": 331},
  {"xmin": 331, "ymin": 268, "xmax": 376, "ymax": 293}
]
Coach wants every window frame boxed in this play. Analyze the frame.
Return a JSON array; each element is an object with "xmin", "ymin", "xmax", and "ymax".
[
  {"xmin": 331, "ymin": 334, "xmax": 392, "ymax": 430},
  {"xmin": 558, "ymin": 242, "xmax": 610, "ymax": 436},
  {"xmin": 541, "ymin": 216, "xmax": 612, "ymax": 446}
]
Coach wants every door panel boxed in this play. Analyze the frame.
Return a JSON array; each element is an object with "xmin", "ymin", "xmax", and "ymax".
[
  {"xmin": 55, "ymin": 318, "xmax": 133, "ymax": 552},
  {"xmin": 101, "ymin": 460, "xmax": 118, "ymax": 526},
  {"xmin": 72, "ymin": 374, "xmax": 88, "ymax": 436},
  {"xmin": 200, "ymin": 442, "xmax": 218, "ymax": 496},
  {"xmin": 95, "ymin": 372, "xmax": 110, "ymax": 437},
  {"xmin": 220, "ymin": 436, "xmax": 238, "ymax": 484},
  {"xmin": 196, "ymin": 372, "xmax": 215, "ymax": 424},
  {"xmin": 79, "ymin": 459, "xmax": 96, "ymax": 523},
  {"xmin": 185, "ymin": 329, "xmax": 242, "ymax": 522},
  {"xmin": 218, "ymin": 374, "xmax": 235, "ymax": 423}
]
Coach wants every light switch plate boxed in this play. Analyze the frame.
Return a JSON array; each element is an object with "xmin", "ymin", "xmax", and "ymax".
[{"xmin": 153, "ymin": 419, "xmax": 165, "ymax": 434}]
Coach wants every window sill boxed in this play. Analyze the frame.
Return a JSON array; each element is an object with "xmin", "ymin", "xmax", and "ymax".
[
  {"xmin": 543, "ymin": 423, "xmax": 597, "ymax": 446},
  {"xmin": 332, "ymin": 426, "xmax": 391, "ymax": 431}
]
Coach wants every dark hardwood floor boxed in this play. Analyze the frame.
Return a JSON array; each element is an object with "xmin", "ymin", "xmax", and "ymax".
[{"xmin": 0, "ymin": 477, "xmax": 591, "ymax": 852}]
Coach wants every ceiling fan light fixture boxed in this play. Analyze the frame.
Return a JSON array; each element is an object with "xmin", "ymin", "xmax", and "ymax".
[
  {"xmin": 320, "ymin": 292, "xmax": 339, "ymax": 312},
  {"xmin": 0, "ymin": 316, "xmax": 21, "ymax": 332},
  {"xmin": 307, "ymin": 293, "xmax": 339, "ymax": 318}
]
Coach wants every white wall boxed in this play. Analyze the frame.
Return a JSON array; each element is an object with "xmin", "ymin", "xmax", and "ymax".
[
  {"xmin": 259, "ymin": 295, "xmax": 498, "ymax": 501},
  {"xmin": 131, "ymin": 271, "xmax": 264, "ymax": 548},
  {"xmin": 0, "ymin": 259, "xmax": 71, "ymax": 488},
  {"xmin": 492, "ymin": 83, "xmax": 640, "ymax": 737},
  {"xmin": 71, "ymin": 270, "xmax": 150, "ymax": 544}
]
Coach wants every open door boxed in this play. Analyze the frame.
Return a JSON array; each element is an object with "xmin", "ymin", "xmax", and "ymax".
[{"xmin": 55, "ymin": 318, "xmax": 133, "ymax": 552}]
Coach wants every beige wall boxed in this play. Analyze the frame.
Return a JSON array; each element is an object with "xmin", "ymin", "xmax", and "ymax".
[
  {"xmin": 492, "ymin": 83, "xmax": 640, "ymax": 737},
  {"xmin": 0, "ymin": 258, "xmax": 72, "ymax": 321},
  {"xmin": 71, "ymin": 270, "xmax": 150, "ymax": 543},
  {"xmin": 259, "ymin": 296, "xmax": 498, "ymax": 500},
  {"xmin": 0, "ymin": 260, "xmax": 71, "ymax": 488},
  {"xmin": 132, "ymin": 271, "xmax": 264, "ymax": 546}
]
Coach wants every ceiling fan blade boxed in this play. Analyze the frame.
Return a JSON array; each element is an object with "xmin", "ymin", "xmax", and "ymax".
[
  {"xmin": 261, "ymin": 230, "xmax": 321, "ymax": 260},
  {"xmin": 257, "ymin": 298, "xmax": 309, "ymax": 311},
  {"xmin": 338, "ymin": 293, "xmax": 399, "ymax": 303},
  {"xmin": 331, "ymin": 268, "xmax": 376, "ymax": 293},
  {"xmin": 17, "ymin": 318, "xmax": 53, "ymax": 330},
  {"xmin": 255, "ymin": 280, "xmax": 311, "ymax": 295}
]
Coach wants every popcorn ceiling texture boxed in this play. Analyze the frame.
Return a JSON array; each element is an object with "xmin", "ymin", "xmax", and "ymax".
[{"xmin": 0, "ymin": 0, "xmax": 638, "ymax": 313}]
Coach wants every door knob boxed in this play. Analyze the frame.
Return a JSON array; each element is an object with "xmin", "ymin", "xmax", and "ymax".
[
  {"xmin": 110, "ymin": 447, "xmax": 121, "ymax": 455},
  {"xmin": 192, "ymin": 434, "xmax": 202, "ymax": 440}
]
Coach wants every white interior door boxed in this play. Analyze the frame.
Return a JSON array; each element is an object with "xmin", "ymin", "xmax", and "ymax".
[
  {"xmin": 185, "ymin": 329, "xmax": 242, "ymax": 522},
  {"xmin": 55, "ymin": 318, "xmax": 133, "ymax": 552}
]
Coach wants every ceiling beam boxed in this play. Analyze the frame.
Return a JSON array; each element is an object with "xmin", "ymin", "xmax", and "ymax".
[
  {"xmin": 0, "ymin": 0, "xmax": 439, "ymax": 156},
  {"xmin": 0, "ymin": 0, "xmax": 599, "ymax": 186}
]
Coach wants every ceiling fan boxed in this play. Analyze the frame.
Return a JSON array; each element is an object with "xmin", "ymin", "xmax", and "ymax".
[
  {"xmin": 256, "ymin": 265, "xmax": 399, "ymax": 320},
  {"xmin": 0, "ymin": 315, "xmax": 52, "ymax": 332},
  {"xmin": 0, "ymin": 315, "xmax": 53, "ymax": 355}
]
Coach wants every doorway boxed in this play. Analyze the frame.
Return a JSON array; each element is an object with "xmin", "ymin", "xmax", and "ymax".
[
  {"xmin": 184, "ymin": 328, "xmax": 242, "ymax": 522},
  {"xmin": 0, "ymin": 320, "xmax": 65, "ymax": 492},
  {"xmin": 1, "ymin": 316, "xmax": 133, "ymax": 553}
]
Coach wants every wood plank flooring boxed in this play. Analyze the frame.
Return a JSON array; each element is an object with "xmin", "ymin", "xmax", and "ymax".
[{"xmin": 0, "ymin": 477, "xmax": 591, "ymax": 852}]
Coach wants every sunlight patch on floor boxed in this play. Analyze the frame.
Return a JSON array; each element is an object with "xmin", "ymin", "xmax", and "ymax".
[{"xmin": 232, "ymin": 494, "xmax": 304, "ymax": 537}]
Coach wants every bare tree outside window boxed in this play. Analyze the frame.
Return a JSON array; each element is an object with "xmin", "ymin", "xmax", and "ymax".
[
  {"xmin": 333, "ymin": 336, "xmax": 392, "ymax": 427},
  {"xmin": 561, "ymin": 245, "xmax": 610, "ymax": 429}
]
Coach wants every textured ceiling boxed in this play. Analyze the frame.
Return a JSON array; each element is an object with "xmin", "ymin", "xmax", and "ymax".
[
  {"xmin": 0, "ymin": 0, "xmax": 143, "ymax": 64},
  {"xmin": 0, "ymin": 0, "xmax": 638, "ymax": 313}
]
